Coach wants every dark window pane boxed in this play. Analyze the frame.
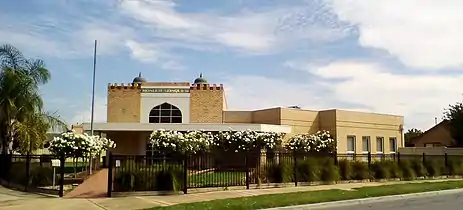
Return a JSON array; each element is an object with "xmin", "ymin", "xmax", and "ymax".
[
  {"xmin": 160, "ymin": 117, "xmax": 171, "ymax": 123},
  {"xmin": 160, "ymin": 109, "xmax": 171, "ymax": 116},
  {"xmin": 171, "ymin": 117, "xmax": 182, "ymax": 123},
  {"xmin": 149, "ymin": 109, "xmax": 160, "ymax": 117},
  {"xmin": 171, "ymin": 109, "xmax": 181, "ymax": 117},
  {"xmin": 149, "ymin": 117, "xmax": 160, "ymax": 123},
  {"xmin": 160, "ymin": 103, "xmax": 171, "ymax": 109}
]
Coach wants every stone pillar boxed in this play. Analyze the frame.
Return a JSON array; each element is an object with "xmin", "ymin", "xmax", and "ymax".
[{"xmin": 260, "ymin": 149, "xmax": 267, "ymax": 167}]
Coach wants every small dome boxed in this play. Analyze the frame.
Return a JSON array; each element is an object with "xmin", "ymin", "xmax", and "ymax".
[
  {"xmin": 193, "ymin": 73, "xmax": 207, "ymax": 84},
  {"xmin": 133, "ymin": 72, "xmax": 147, "ymax": 83}
]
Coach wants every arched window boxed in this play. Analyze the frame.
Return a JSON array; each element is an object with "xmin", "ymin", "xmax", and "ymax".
[{"xmin": 149, "ymin": 103, "xmax": 182, "ymax": 123}]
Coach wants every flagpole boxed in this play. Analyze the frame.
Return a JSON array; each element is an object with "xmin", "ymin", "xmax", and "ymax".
[{"xmin": 90, "ymin": 40, "xmax": 97, "ymax": 175}]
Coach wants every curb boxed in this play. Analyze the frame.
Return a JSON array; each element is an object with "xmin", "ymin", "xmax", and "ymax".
[{"xmin": 265, "ymin": 188, "xmax": 463, "ymax": 210}]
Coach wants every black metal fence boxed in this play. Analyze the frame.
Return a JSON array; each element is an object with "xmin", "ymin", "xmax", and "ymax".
[
  {"xmin": 107, "ymin": 151, "xmax": 463, "ymax": 197},
  {"xmin": 0, "ymin": 154, "xmax": 66, "ymax": 197}
]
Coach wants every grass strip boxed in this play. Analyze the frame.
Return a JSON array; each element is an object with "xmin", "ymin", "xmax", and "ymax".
[{"xmin": 146, "ymin": 180, "xmax": 463, "ymax": 210}]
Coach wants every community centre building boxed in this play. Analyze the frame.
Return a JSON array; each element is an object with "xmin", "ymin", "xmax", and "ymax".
[{"xmin": 73, "ymin": 73, "xmax": 404, "ymax": 156}]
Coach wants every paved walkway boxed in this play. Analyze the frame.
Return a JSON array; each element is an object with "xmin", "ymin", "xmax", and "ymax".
[
  {"xmin": 65, "ymin": 169, "xmax": 108, "ymax": 198},
  {"xmin": 0, "ymin": 179, "xmax": 459, "ymax": 210}
]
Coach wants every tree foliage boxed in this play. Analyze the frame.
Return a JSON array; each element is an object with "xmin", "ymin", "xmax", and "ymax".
[
  {"xmin": 0, "ymin": 44, "xmax": 67, "ymax": 154},
  {"xmin": 404, "ymin": 128, "xmax": 423, "ymax": 147},
  {"xmin": 443, "ymin": 102, "xmax": 463, "ymax": 146}
]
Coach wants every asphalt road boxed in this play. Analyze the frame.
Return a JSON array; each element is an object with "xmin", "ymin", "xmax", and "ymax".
[{"xmin": 311, "ymin": 192, "xmax": 463, "ymax": 210}]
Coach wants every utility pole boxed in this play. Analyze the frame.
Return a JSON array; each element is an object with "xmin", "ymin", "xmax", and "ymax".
[{"xmin": 89, "ymin": 40, "xmax": 97, "ymax": 175}]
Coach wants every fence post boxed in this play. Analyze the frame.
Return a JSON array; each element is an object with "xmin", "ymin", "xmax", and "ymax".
[
  {"xmin": 444, "ymin": 153, "xmax": 449, "ymax": 175},
  {"xmin": 367, "ymin": 152, "xmax": 371, "ymax": 167},
  {"xmin": 107, "ymin": 151, "xmax": 113, "ymax": 197},
  {"xmin": 59, "ymin": 155, "xmax": 65, "ymax": 198},
  {"xmin": 422, "ymin": 153, "xmax": 426, "ymax": 165},
  {"xmin": 293, "ymin": 152, "xmax": 298, "ymax": 187},
  {"xmin": 397, "ymin": 152, "xmax": 401, "ymax": 164},
  {"xmin": 245, "ymin": 153, "xmax": 250, "ymax": 190},
  {"xmin": 183, "ymin": 154, "xmax": 188, "ymax": 194},
  {"xmin": 25, "ymin": 152, "xmax": 31, "ymax": 191},
  {"xmin": 334, "ymin": 151, "xmax": 338, "ymax": 165}
]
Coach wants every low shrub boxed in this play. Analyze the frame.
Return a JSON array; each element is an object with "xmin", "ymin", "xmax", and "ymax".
[
  {"xmin": 448, "ymin": 159, "xmax": 463, "ymax": 175},
  {"xmin": 424, "ymin": 159, "xmax": 443, "ymax": 177},
  {"xmin": 350, "ymin": 161, "xmax": 369, "ymax": 180},
  {"xmin": 267, "ymin": 161, "xmax": 293, "ymax": 183},
  {"xmin": 388, "ymin": 161, "xmax": 402, "ymax": 178},
  {"xmin": 411, "ymin": 159, "xmax": 427, "ymax": 177},
  {"xmin": 296, "ymin": 158, "xmax": 320, "ymax": 182},
  {"xmin": 155, "ymin": 167, "xmax": 183, "ymax": 191},
  {"xmin": 114, "ymin": 165, "xmax": 183, "ymax": 192},
  {"xmin": 338, "ymin": 159, "xmax": 352, "ymax": 180},
  {"xmin": 399, "ymin": 160, "xmax": 416, "ymax": 180},
  {"xmin": 320, "ymin": 161, "xmax": 340, "ymax": 182},
  {"xmin": 371, "ymin": 161, "xmax": 391, "ymax": 179}
]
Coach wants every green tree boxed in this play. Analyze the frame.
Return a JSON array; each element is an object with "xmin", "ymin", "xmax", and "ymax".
[
  {"xmin": 0, "ymin": 44, "xmax": 67, "ymax": 154},
  {"xmin": 404, "ymin": 128, "xmax": 423, "ymax": 147},
  {"xmin": 443, "ymin": 102, "xmax": 463, "ymax": 147}
]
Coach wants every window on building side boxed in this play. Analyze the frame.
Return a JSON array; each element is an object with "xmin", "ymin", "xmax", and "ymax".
[
  {"xmin": 376, "ymin": 137, "xmax": 384, "ymax": 153},
  {"xmin": 389, "ymin": 137, "xmax": 397, "ymax": 153},
  {"xmin": 149, "ymin": 103, "xmax": 182, "ymax": 123},
  {"xmin": 347, "ymin": 135, "xmax": 356, "ymax": 153},
  {"xmin": 362, "ymin": 136, "xmax": 371, "ymax": 153}
]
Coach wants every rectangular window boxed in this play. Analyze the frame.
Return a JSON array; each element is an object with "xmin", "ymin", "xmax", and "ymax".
[
  {"xmin": 389, "ymin": 137, "xmax": 397, "ymax": 153},
  {"xmin": 347, "ymin": 135, "xmax": 356, "ymax": 153},
  {"xmin": 362, "ymin": 136, "xmax": 371, "ymax": 153},
  {"xmin": 376, "ymin": 137, "xmax": 384, "ymax": 153}
]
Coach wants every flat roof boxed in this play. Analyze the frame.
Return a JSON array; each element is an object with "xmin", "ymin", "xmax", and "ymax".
[{"xmin": 81, "ymin": 123, "xmax": 292, "ymax": 133}]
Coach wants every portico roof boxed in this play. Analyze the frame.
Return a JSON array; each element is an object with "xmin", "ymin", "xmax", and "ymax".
[{"xmin": 81, "ymin": 123, "xmax": 292, "ymax": 133}]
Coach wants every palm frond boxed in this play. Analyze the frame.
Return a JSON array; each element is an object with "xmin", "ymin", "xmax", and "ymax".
[
  {"xmin": 24, "ymin": 58, "xmax": 50, "ymax": 85},
  {"xmin": 0, "ymin": 44, "xmax": 25, "ymax": 69}
]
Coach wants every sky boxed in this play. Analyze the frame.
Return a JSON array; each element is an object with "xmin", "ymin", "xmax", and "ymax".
[{"xmin": 2, "ymin": 0, "xmax": 463, "ymax": 131}]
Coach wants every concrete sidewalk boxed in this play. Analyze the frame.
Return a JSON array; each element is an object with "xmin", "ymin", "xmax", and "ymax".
[{"xmin": 0, "ymin": 179, "xmax": 460, "ymax": 210}]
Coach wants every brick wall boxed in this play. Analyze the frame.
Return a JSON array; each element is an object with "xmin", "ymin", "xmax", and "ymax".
[
  {"xmin": 107, "ymin": 83, "xmax": 141, "ymax": 123},
  {"xmin": 189, "ymin": 84, "xmax": 224, "ymax": 123}
]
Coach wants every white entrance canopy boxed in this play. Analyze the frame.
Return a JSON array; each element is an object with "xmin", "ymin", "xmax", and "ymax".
[{"xmin": 81, "ymin": 123, "xmax": 292, "ymax": 133}]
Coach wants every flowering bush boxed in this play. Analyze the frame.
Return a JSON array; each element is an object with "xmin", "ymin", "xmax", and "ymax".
[
  {"xmin": 150, "ymin": 129, "xmax": 214, "ymax": 154},
  {"xmin": 48, "ymin": 131, "xmax": 116, "ymax": 157},
  {"xmin": 149, "ymin": 129, "xmax": 283, "ymax": 154},
  {"xmin": 212, "ymin": 129, "xmax": 283, "ymax": 152},
  {"xmin": 285, "ymin": 130, "xmax": 335, "ymax": 153}
]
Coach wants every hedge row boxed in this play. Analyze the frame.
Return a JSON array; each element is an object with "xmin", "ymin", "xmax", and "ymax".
[{"xmin": 265, "ymin": 157, "xmax": 463, "ymax": 183}]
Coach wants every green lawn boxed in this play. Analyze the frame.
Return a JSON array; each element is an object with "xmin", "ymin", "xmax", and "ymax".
[
  {"xmin": 189, "ymin": 171, "xmax": 246, "ymax": 187},
  {"xmin": 147, "ymin": 180, "xmax": 463, "ymax": 210}
]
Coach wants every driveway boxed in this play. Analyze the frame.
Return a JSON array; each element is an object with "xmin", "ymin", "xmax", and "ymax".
[{"xmin": 0, "ymin": 186, "xmax": 51, "ymax": 208}]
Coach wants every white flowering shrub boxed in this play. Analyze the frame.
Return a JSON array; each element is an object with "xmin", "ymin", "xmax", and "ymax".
[
  {"xmin": 48, "ymin": 131, "xmax": 116, "ymax": 157},
  {"xmin": 213, "ymin": 129, "xmax": 283, "ymax": 152},
  {"xmin": 149, "ymin": 129, "xmax": 283, "ymax": 154},
  {"xmin": 285, "ymin": 130, "xmax": 335, "ymax": 153},
  {"xmin": 149, "ymin": 129, "xmax": 214, "ymax": 154}
]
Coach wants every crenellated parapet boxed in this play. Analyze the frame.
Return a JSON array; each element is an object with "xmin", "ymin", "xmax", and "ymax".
[
  {"xmin": 190, "ymin": 83, "xmax": 224, "ymax": 91},
  {"xmin": 108, "ymin": 83, "xmax": 142, "ymax": 90}
]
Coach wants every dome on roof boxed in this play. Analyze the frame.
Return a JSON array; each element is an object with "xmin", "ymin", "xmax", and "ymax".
[
  {"xmin": 193, "ymin": 73, "xmax": 207, "ymax": 84},
  {"xmin": 133, "ymin": 72, "xmax": 147, "ymax": 83}
]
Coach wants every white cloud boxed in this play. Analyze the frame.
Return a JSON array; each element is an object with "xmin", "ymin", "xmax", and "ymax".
[
  {"xmin": 71, "ymin": 95, "xmax": 107, "ymax": 125},
  {"xmin": 327, "ymin": 0, "xmax": 463, "ymax": 69},
  {"xmin": 223, "ymin": 75, "xmax": 331, "ymax": 111},
  {"xmin": 125, "ymin": 40, "xmax": 185, "ymax": 70},
  {"xmin": 301, "ymin": 60, "xmax": 463, "ymax": 129},
  {"xmin": 118, "ymin": 0, "xmax": 351, "ymax": 54}
]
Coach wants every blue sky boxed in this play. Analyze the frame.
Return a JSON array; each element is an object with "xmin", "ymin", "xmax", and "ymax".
[{"xmin": 2, "ymin": 0, "xmax": 463, "ymax": 130}]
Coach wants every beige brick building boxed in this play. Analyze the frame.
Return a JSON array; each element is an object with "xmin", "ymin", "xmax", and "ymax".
[{"xmin": 75, "ymin": 74, "xmax": 404, "ymax": 155}]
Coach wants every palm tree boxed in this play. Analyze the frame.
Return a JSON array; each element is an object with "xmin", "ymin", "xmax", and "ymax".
[{"xmin": 0, "ymin": 44, "xmax": 67, "ymax": 154}]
